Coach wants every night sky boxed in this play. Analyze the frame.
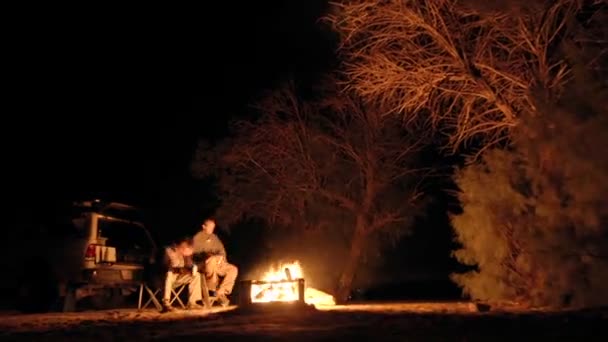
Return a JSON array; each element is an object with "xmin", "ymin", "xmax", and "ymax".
[
  {"xmin": 7, "ymin": 1, "xmax": 458, "ymax": 294},
  {"xmin": 9, "ymin": 1, "xmax": 334, "ymax": 227}
]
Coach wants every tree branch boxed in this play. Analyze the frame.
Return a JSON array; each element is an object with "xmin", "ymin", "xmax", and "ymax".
[
  {"xmin": 368, "ymin": 210, "xmax": 409, "ymax": 232},
  {"xmin": 326, "ymin": 0, "xmax": 578, "ymax": 151},
  {"xmin": 316, "ymin": 188, "xmax": 357, "ymax": 212}
]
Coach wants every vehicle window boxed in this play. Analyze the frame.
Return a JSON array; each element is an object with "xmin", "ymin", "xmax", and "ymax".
[
  {"xmin": 100, "ymin": 207, "xmax": 143, "ymax": 223},
  {"xmin": 98, "ymin": 218, "xmax": 153, "ymax": 263},
  {"xmin": 49, "ymin": 216, "xmax": 88, "ymax": 239}
]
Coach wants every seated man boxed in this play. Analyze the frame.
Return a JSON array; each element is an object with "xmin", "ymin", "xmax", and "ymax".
[
  {"xmin": 161, "ymin": 237, "xmax": 204, "ymax": 312},
  {"xmin": 192, "ymin": 218, "xmax": 238, "ymax": 306}
]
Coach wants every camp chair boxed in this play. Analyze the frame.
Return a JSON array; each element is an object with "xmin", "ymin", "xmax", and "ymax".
[
  {"xmin": 200, "ymin": 272, "xmax": 217, "ymax": 309},
  {"xmin": 138, "ymin": 273, "xmax": 217, "ymax": 311},
  {"xmin": 138, "ymin": 282, "xmax": 187, "ymax": 311}
]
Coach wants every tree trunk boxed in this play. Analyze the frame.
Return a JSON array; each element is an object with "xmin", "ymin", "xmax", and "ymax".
[{"xmin": 336, "ymin": 217, "xmax": 367, "ymax": 303}]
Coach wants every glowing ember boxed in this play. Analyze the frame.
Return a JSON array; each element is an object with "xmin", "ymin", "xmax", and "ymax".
[
  {"xmin": 305, "ymin": 287, "xmax": 335, "ymax": 306},
  {"xmin": 250, "ymin": 261, "xmax": 335, "ymax": 306}
]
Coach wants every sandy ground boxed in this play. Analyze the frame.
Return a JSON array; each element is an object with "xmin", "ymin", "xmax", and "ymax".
[{"xmin": 1, "ymin": 302, "xmax": 606, "ymax": 341}]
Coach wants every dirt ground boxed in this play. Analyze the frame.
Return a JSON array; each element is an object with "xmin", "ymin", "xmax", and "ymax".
[{"xmin": 1, "ymin": 301, "xmax": 606, "ymax": 341}]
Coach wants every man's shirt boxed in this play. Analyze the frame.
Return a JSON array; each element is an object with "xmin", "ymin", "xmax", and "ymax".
[{"xmin": 192, "ymin": 232, "xmax": 227, "ymax": 261}]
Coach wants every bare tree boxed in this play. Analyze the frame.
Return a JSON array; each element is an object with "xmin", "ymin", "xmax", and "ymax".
[
  {"xmin": 326, "ymin": 0, "xmax": 583, "ymax": 152},
  {"xmin": 193, "ymin": 80, "xmax": 429, "ymax": 302}
]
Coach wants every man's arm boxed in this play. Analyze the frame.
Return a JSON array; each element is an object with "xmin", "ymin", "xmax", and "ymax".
[
  {"xmin": 192, "ymin": 232, "xmax": 207, "ymax": 263},
  {"xmin": 214, "ymin": 235, "xmax": 227, "ymax": 257},
  {"xmin": 192, "ymin": 232, "xmax": 204, "ymax": 254},
  {"xmin": 164, "ymin": 247, "xmax": 180, "ymax": 268},
  {"xmin": 184, "ymin": 254, "xmax": 194, "ymax": 268}
]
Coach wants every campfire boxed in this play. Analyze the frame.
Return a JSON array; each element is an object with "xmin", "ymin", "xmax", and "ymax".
[{"xmin": 249, "ymin": 261, "xmax": 335, "ymax": 307}]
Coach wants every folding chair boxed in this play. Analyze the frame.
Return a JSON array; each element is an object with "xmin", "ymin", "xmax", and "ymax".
[
  {"xmin": 200, "ymin": 272, "xmax": 217, "ymax": 309},
  {"xmin": 137, "ymin": 282, "xmax": 187, "ymax": 311},
  {"xmin": 137, "ymin": 273, "xmax": 219, "ymax": 310}
]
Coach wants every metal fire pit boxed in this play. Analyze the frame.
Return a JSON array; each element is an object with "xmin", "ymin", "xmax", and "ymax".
[
  {"xmin": 239, "ymin": 278, "xmax": 306, "ymax": 307},
  {"xmin": 237, "ymin": 268, "xmax": 316, "ymax": 312}
]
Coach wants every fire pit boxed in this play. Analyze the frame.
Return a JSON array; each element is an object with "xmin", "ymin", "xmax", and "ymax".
[
  {"xmin": 240, "ymin": 269, "xmax": 306, "ymax": 306},
  {"xmin": 237, "ymin": 261, "xmax": 335, "ymax": 311}
]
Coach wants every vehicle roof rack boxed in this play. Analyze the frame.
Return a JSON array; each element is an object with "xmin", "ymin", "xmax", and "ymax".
[{"xmin": 73, "ymin": 199, "xmax": 139, "ymax": 211}]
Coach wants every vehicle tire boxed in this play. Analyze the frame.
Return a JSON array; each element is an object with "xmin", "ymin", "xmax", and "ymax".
[
  {"xmin": 62, "ymin": 285, "xmax": 77, "ymax": 312},
  {"xmin": 90, "ymin": 288, "xmax": 126, "ymax": 310},
  {"xmin": 17, "ymin": 262, "xmax": 59, "ymax": 313}
]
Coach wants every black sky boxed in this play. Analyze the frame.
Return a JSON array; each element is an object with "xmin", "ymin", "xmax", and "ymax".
[{"xmin": 8, "ymin": 1, "xmax": 335, "ymax": 233}]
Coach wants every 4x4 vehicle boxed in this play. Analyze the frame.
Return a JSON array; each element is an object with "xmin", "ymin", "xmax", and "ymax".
[{"xmin": 17, "ymin": 199, "xmax": 157, "ymax": 312}]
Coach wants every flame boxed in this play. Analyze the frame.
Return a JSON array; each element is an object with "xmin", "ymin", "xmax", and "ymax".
[
  {"xmin": 250, "ymin": 261, "xmax": 335, "ymax": 306},
  {"xmin": 261, "ymin": 261, "xmax": 304, "ymax": 282}
]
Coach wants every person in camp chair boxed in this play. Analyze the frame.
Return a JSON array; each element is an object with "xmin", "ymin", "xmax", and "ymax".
[
  {"xmin": 161, "ymin": 237, "xmax": 204, "ymax": 312},
  {"xmin": 192, "ymin": 218, "xmax": 238, "ymax": 307}
]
